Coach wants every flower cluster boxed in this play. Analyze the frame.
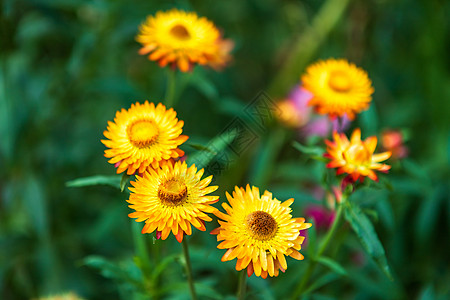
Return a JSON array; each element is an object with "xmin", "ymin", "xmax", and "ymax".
[
  {"xmin": 102, "ymin": 101, "xmax": 221, "ymax": 241},
  {"xmin": 274, "ymin": 58, "xmax": 393, "ymax": 185},
  {"xmin": 102, "ymin": 100, "xmax": 311, "ymax": 277},
  {"xmin": 99, "ymin": 6, "xmax": 395, "ymax": 288}
]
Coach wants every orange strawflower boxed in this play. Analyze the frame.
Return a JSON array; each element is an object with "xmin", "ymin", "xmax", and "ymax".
[
  {"xmin": 324, "ymin": 128, "xmax": 391, "ymax": 182},
  {"xmin": 301, "ymin": 59, "xmax": 374, "ymax": 120},
  {"xmin": 136, "ymin": 9, "xmax": 232, "ymax": 72},
  {"xmin": 212, "ymin": 185, "xmax": 311, "ymax": 278},
  {"xmin": 128, "ymin": 161, "xmax": 218, "ymax": 242},
  {"xmin": 101, "ymin": 101, "xmax": 188, "ymax": 175}
]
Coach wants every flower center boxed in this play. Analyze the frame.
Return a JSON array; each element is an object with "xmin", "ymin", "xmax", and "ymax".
[
  {"xmin": 158, "ymin": 179, "xmax": 188, "ymax": 206},
  {"xmin": 328, "ymin": 71, "xmax": 352, "ymax": 92},
  {"xmin": 127, "ymin": 120, "xmax": 159, "ymax": 148},
  {"xmin": 246, "ymin": 211, "xmax": 277, "ymax": 240},
  {"xmin": 170, "ymin": 24, "xmax": 190, "ymax": 40},
  {"xmin": 344, "ymin": 143, "xmax": 371, "ymax": 165}
]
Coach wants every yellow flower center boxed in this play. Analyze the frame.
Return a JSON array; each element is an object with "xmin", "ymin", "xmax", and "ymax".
[
  {"xmin": 328, "ymin": 71, "xmax": 352, "ymax": 92},
  {"xmin": 246, "ymin": 211, "xmax": 277, "ymax": 240},
  {"xmin": 158, "ymin": 179, "xmax": 188, "ymax": 206},
  {"xmin": 127, "ymin": 120, "xmax": 159, "ymax": 148},
  {"xmin": 170, "ymin": 24, "xmax": 191, "ymax": 40},
  {"xmin": 344, "ymin": 143, "xmax": 371, "ymax": 165}
]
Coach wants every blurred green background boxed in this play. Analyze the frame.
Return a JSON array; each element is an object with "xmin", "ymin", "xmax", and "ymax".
[{"xmin": 1, "ymin": 0, "xmax": 449, "ymax": 299}]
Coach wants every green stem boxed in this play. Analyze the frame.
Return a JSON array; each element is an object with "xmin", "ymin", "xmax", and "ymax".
[
  {"xmin": 182, "ymin": 238, "xmax": 198, "ymax": 300},
  {"xmin": 290, "ymin": 199, "xmax": 345, "ymax": 299},
  {"xmin": 237, "ymin": 270, "xmax": 247, "ymax": 300},
  {"xmin": 317, "ymin": 201, "xmax": 344, "ymax": 256},
  {"xmin": 165, "ymin": 68, "xmax": 177, "ymax": 108},
  {"xmin": 131, "ymin": 221, "xmax": 152, "ymax": 274},
  {"xmin": 268, "ymin": 0, "xmax": 352, "ymax": 97}
]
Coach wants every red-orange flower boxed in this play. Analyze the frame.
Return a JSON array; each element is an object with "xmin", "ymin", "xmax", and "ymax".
[{"xmin": 324, "ymin": 128, "xmax": 391, "ymax": 182}]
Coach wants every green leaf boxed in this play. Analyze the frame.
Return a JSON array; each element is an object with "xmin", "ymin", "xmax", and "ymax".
[
  {"xmin": 120, "ymin": 173, "xmax": 131, "ymax": 192},
  {"xmin": 344, "ymin": 201, "xmax": 393, "ymax": 280},
  {"xmin": 189, "ymin": 69, "xmax": 219, "ymax": 100},
  {"xmin": 362, "ymin": 208, "xmax": 379, "ymax": 223},
  {"xmin": 418, "ymin": 284, "xmax": 436, "ymax": 300},
  {"xmin": 186, "ymin": 142, "xmax": 218, "ymax": 154},
  {"xmin": 311, "ymin": 155, "xmax": 328, "ymax": 162},
  {"xmin": 292, "ymin": 141, "xmax": 324, "ymax": 156},
  {"xmin": 81, "ymin": 256, "xmax": 142, "ymax": 285},
  {"xmin": 66, "ymin": 175, "xmax": 121, "ymax": 189},
  {"xmin": 315, "ymin": 256, "xmax": 348, "ymax": 276},
  {"xmin": 186, "ymin": 129, "xmax": 237, "ymax": 169}
]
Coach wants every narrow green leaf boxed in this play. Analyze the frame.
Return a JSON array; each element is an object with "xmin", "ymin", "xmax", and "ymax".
[
  {"xmin": 362, "ymin": 208, "xmax": 379, "ymax": 223},
  {"xmin": 120, "ymin": 173, "xmax": 131, "ymax": 192},
  {"xmin": 66, "ymin": 175, "xmax": 121, "ymax": 189},
  {"xmin": 189, "ymin": 70, "xmax": 219, "ymax": 100},
  {"xmin": 311, "ymin": 155, "xmax": 328, "ymax": 162},
  {"xmin": 315, "ymin": 256, "xmax": 348, "ymax": 276},
  {"xmin": 187, "ymin": 129, "xmax": 237, "ymax": 169},
  {"xmin": 186, "ymin": 142, "xmax": 218, "ymax": 154},
  {"xmin": 344, "ymin": 201, "xmax": 393, "ymax": 280},
  {"xmin": 292, "ymin": 141, "xmax": 324, "ymax": 156},
  {"xmin": 81, "ymin": 256, "xmax": 144, "ymax": 294},
  {"xmin": 418, "ymin": 284, "xmax": 436, "ymax": 300}
]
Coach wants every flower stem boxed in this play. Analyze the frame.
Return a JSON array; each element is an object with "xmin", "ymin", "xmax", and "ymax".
[
  {"xmin": 182, "ymin": 238, "xmax": 198, "ymax": 300},
  {"xmin": 165, "ymin": 68, "xmax": 177, "ymax": 108},
  {"xmin": 290, "ymin": 200, "xmax": 345, "ymax": 299},
  {"xmin": 237, "ymin": 270, "xmax": 247, "ymax": 300},
  {"xmin": 268, "ymin": 0, "xmax": 352, "ymax": 96}
]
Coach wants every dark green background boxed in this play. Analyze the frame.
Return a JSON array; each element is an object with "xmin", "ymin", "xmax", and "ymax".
[{"xmin": 1, "ymin": 0, "xmax": 449, "ymax": 299}]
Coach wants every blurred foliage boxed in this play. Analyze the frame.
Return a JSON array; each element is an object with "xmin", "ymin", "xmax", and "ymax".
[{"xmin": 1, "ymin": 0, "xmax": 449, "ymax": 299}]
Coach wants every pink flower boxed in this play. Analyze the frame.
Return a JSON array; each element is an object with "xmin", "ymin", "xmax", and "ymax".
[
  {"xmin": 302, "ymin": 114, "xmax": 351, "ymax": 138},
  {"xmin": 304, "ymin": 205, "xmax": 335, "ymax": 230},
  {"xmin": 279, "ymin": 84, "xmax": 352, "ymax": 137}
]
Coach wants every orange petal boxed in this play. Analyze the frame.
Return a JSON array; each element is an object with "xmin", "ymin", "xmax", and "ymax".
[
  {"xmin": 351, "ymin": 128, "xmax": 361, "ymax": 143},
  {"xmin": 372, "ymin": 151, "xmax": 392, "ymax": 163}
]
